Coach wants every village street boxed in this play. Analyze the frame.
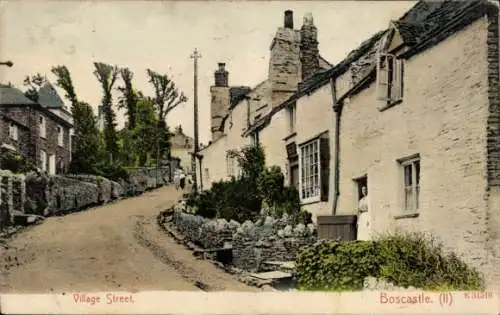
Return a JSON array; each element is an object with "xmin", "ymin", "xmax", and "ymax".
[{"xmin": 0, "ymin": 186, "xmax": 257, "ymax": 293}]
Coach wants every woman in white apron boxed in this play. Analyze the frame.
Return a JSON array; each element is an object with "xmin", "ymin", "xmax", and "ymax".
[{"xmin": 357, "ymin": 186, "xmax": 371, "ymax": 241}]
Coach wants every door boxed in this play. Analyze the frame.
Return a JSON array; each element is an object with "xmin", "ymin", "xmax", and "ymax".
[{"xmin": 49, "ymin": 154, "xmax": 56, "ymax": 175}]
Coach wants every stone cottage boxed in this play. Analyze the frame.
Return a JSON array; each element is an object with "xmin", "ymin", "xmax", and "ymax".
[
  {"xmin": 0, "ymin": 82, "xmax": 73, "ymax": 174},
  {"xmin": 170, "ymin": 125, "xmax": 195, "ymax": 172},
  {"xmin": 198, "ymin": 0, "xmax": 500, "ymax": 286}
]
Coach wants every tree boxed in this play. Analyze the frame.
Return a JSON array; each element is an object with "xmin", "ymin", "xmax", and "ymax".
[
  {"xmin": 93, "ymin": 62, "xmax": 119, "ymax": 161},
  {"xmin": 117, "ymin": 68, "xmax": 138, "ymax": 129},
  {"xmin": 125, "ymin": 96, "xmax": 158, "ymax": 166},
  {"xmin": 51, "ymin": 65, "xmax": 78, "ymax": 109},
  {"xmin": 146, "ymin": 69, "xmax": 187, "ymax": 161},
  {"xmin": 70, "ymin": 101, "xmax": 101, "ymax": 173},
  {"xmin": 146, "ymin": 69, "xmax": 188, "ymax": 123},
  {"xmin": 23, "ymin": 73, "xmax": 47, "ymax": 102}
]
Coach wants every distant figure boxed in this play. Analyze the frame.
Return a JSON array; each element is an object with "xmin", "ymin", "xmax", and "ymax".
[
  {"xmin": 357, "ymin": 186, "xmax": 371, "ymax": 241},
  {"xmin": 173, "ymin": 170, "xmax": 181, "ymax": 190},
  {"xmin": 179, "ymin": 171, "xmax": 186, "ymax": 190}
]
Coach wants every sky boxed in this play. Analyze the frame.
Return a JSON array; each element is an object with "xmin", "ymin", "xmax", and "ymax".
[{"xmin": 0, "ymin": 0, "xmax": 415, "ymax": 145}]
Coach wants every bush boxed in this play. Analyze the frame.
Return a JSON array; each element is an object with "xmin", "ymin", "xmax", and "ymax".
[
  {"xmin": 0, "ymin": 150, "xmax": 34, "ymax": 173},
  {"xmin": 296, "ymin": 232, "xmax": 484, "ymax": 291},
  {"xmin": 94, "ymin": 163, "xmax": 129, "ymax": 182},
  {"xmin": 186, "ymin": 144, "xmax": 307, "ymax": 224}
]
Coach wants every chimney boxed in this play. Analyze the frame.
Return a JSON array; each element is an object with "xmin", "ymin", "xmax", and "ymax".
[
  {"xmin": 214, "ymin": 62, "xmax": 228, "ymax": 87},
  {"xmin": 300, "ymin": 12, "xmax": 319, "ymax": 81},
  {"xmin": 284, "ymin": 10, "xmax": 293, "ymax": 29}
]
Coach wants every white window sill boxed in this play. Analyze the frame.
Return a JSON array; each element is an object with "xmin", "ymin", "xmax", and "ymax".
[
  {"xmin": 300, "ymin": 195, "xmax": 321, "ymax": 205},
  {"xmin": 394, "ymin": 211, "xmax": 419, "ymax": 220}
]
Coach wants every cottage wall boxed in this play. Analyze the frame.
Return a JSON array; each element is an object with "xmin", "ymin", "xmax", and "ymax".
[{"xmin": 336, "ymin": 17, "xmax": 491, "ymax": 273}]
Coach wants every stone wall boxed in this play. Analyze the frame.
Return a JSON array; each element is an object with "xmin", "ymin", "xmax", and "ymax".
[
  {"xmin": 168, "ymin": 207, "xmax": 317, "ymax": 272},
  {"xmin": 0, "ymin": 170, "xmax": 26, "ymax": 230}
]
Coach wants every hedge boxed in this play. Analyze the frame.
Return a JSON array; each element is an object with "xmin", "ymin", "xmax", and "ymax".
[{"xmin": 296, "ymin": 232, "xmax": 484, "ymax": 291}]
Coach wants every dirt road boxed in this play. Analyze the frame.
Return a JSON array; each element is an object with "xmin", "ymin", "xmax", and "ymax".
[{"xmin": 0, "ymin": 186, "xmax": 258, "ymax": 293}]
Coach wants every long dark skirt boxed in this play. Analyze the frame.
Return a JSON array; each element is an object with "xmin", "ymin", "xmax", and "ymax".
[{"xmin": 180, "ymin": 177, "xmax": 186, "ymax": 189}]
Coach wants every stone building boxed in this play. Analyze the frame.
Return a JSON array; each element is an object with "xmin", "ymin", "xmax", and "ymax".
[
  {"xmin": 170, "ymin": 125, "xmax": 195, "ymax": 172},
  {"xmin": 0, "ymin": 82, "xmax": 73, "ymax": 174},
  {"xmin": 200, "ymin": 10, "xmax": 332, "ymax": 186},
  {"xmin": 198, "ymin": 0, "xmax": 500, "ymax": 286}
]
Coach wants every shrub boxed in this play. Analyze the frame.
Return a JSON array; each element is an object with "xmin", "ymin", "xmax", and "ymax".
[
  {"xmin": 0, "ymin": 150, "xmax": 34, "ymax": 173},
  {"xmin": 296, "ymin": 232, "xmax": 484, "ymax": 291},
  {"xmin": 94, "ymin": 163, "xmax": 129, "ymax": 182}
]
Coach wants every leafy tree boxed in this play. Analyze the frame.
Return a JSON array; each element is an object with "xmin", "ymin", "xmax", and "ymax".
[
  {"xmin": 23, "ymin": 73, "xmax": 47, "ymax": 102},
  {"xmin": 69, "ymin": 101, "xmax": 101, "ymax": 173},
  {"xmin": 146, "ymin": 69, "xmax": 188, "ymax": 124},
  {"xmin": 93, "ymin": 62, "xmax": 119, "ymax": 161},
  {"xmin": 51, "ymin": 66, "xmax": 78, "ymax": 108},
  {"xmin": 51, "ymin": 65, "xmax": 103, "ymax": 174},
  {"xmin": 133, "ymin": 96, "xmax": 159, "ymax": 166},
  {"xmin": 117, "ymin": 68, "xmax": 138, "ymax": 129}
]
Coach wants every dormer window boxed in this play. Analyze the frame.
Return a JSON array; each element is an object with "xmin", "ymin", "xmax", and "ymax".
[{"xmin": 376, "ymin": 53, "xmax": 404, "ymax": 108}]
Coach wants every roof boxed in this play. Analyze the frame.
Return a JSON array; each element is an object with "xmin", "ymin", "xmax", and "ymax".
[
  {"xmin": 229, "ymin": 86, "xmax": 252, "ymax": 109},
  {"xmin": 0, "ymin": 86, "xmax": 36, "ymax": 105},
  {"xmin": 0, "ymin": 86, "xmax": 73, "ymax": 127},
  {"xmin": 246, "ymin": 0, "xmax": 495, "ymax": 134},
  {"xmin": 38, "ymin": 81, "xmax": 66, "ymax": 109}
]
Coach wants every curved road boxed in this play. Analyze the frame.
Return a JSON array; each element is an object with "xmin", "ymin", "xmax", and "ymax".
[{"xmin": 0, "ymin": 186, "xmax": 257, "ymax": 293}]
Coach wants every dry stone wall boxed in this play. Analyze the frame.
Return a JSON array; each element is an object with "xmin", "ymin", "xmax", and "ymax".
[{"xmin": 169, "ymin": 207, "xmax": 317, "ymax": 272}]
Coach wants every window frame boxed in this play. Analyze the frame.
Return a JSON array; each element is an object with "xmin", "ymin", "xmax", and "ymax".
[
  {"xmin": 287, "ymin": 103, "xmax": 297, "ymax": 134},
  {"xmin": 376, "ymin": 52, "xmax": 404, "ymax": 108},
  {"xmin": 40, "ymin": 150, "xmax": 47, "ymax": 172},
  {"xmin": 298, "ymin": 138, "xmax": 321, "ymax": 204},
  {"xmin": 57, "ymin": 125, "xmax": 64, "ymax": 147},
  {"xmin": 400, "ymin": 157, "xmax": 420, "ymax": 213},
  {"xmin": 226, "ymin": 152, "xmax": 235, "ymax": 178},
  {"xmin": 39, "ymin": 115, "xmax": 47, "ymax": 138},
  {"xmin": 9, "ymin": 122, "xmax": 18, "ymax": 141}
]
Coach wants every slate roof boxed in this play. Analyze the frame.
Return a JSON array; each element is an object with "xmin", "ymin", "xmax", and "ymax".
[
  {"xmin": 38, "ymin": 81, "xmax": 66, "ymax": 109},
  {"xmin": 295, "ymin": 0, "xmax": 492, "ymax": 98},
  {"xmin": 0, "ymin": 86, "xmax": 36, "ymax": 105},
  {"xmin": 229, "ymin": 86, "xmax": 252, "ymax": 109}
]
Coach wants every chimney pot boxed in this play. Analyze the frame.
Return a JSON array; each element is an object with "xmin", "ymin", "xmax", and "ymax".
[
  {"xmin": 284, "ymin": 10, "xmax": 293, "ymax": 29},
  {"xmin": 214, "ymin": 62, "xmax": 229, "ymax": 87},
  {"xmin": 218, "ymin": 63, "xmax": 226, "ymax": 71}
]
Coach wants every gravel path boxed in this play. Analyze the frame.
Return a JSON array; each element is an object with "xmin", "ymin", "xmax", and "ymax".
[{"xmin": 0, "ymin": 185, "xmax": 258, "ymax": 293}]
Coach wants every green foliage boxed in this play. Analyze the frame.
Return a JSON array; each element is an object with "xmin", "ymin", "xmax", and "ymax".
[
  {"xmin": 93, "ymin": 162, "xmax": 129, "ymax": 182},
  {"xmin": 93, "ymin": 62, "xmax": 120, "ymax": 160},
  {"xmin": 69, "ymin": 101, "xmax": 102, "ymax": 174},
  {"xmin": 0, "ymin": 150, "xmax": 34, "ymax": 173},
  {"xmin": 187, "ymin": 144, "xmax": 306, "ymax": 224},
  {"xmin": 117, "ymin": 68, "xmax": 138, "ymax": 129},
  {"xmin": 296, "ymin": 233, "xmax": 484, "ymax": 291},
  {"xmin": 23, "ymin": 73, "xmax": 46, "ymax": 102}
]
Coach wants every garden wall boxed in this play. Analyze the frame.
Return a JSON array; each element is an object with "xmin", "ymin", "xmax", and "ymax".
[
  {"xmin": 167, "ymin": 207, "xmax": 317, "ymax": 272},
  {"xmin": 1, "ymin": 166, "xmax": 173, "ymax": 232}
]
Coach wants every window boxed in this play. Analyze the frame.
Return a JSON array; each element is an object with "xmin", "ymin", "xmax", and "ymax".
[
  {"xmin": 39, "ymin": 115, "xmax": 46, "ymax": 138},
  {"xmin": 299, "ymin": 135, "xmax": 330, "ymax": 203},
  {"xmin": 401, "ymin": 158, "xmax": 420, "ymax": 212},
  {"xmin": 204, "ymin": 168, "xmax": 210, "ymax": 184},
  {"xmin": 40, "ymin": 150, "xmax": 47, "ymax": 172},
  {"xmin": 287, "ymin": 103, "xmax": 297, "ymax": 134},
  {"xmin": 251, "ymin": 131, "xmax": 260, "ymax": 146},
  {"xmin": 226, "ymin": 153, "xmax": 236, "ymax": 177},
  {"xmin": 376, "ymin": 53, "xmax": 404, "ymax": 105},
  {"xmin": 57, "ymin": 126, "xmax": 64, "ymax": 147},
  {"xmin": 9, "ymin": 123, "xmax": 18, "ymax": 141}
]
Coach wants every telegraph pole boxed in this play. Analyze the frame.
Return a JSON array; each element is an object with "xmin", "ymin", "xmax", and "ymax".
[{"xmin": 190, "ymin": 48, "xmax": 201, "ymax": 192}]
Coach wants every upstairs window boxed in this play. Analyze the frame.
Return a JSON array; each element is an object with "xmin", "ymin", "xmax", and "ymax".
[
  {"xmin": 57, "ymin": 126, "xmax": 64, "ymax": 147},
  {"xmin": 376, "ymin": 53, "xmax": 404, "ymax": 106},
  {"xmin": 287, "ymin": 103, "xmax": 297, "ymax": 134},
  {"xmin": 9, "ymin": 123, "xmax": 18, "ymax": 141},
  {"xmin": 39, "ymin": 115, "xmax": 46, "ymax": 138},
  {"xmin": 226, "ymin": 152, "xmax": 236, "ymax": 178}
]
